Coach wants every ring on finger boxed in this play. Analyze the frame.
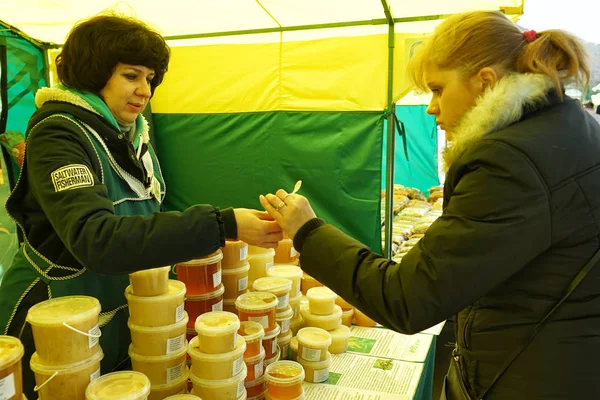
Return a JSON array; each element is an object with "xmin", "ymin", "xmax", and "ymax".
[
  {"xmin": 282, "ymin": 194, "xmax": 292, "ymax": 202},
  {"xmin": 275, "ymin": 202, "xmax": 286, "ymax": 211}
]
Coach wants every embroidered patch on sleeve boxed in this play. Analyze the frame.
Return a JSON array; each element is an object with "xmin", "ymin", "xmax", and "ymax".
[{"xmin": 51, "ymin": 164, "xmax": 94, "ymax": 192}]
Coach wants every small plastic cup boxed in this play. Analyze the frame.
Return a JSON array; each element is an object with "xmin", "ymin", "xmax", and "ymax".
[
  {"xmin": 126, "ymin": 280, "xmax": 187, "ymax": 327},
  {"xmin": 222, "ymin": 240, "xmax": 249, "ymax": 270},
  {"xmin": 275, "ymin": 307, "xmax": 293, "ymax": 335},
  {"xmin": 252, "ymin": 278, "xmax": 292, "ymax": 311},
  {"xmin": 296, "ymin": 327, "xmax": 332, "ymax": 362},
  {"xmin": 244, "ymin": 347, "xmax": 265, "ymax": 382},
  {"xmin": 276, "ymin": 330, "xmax": 292, "ymax": 361},
  {"xmin": 129, "ymin": 266, "xmax": 172, "ymax": 297},
  {"xmin": 306, "ymin": 287, "xmax": 337, "ymax": 315},
  {"xmin": 188, "ymin": 336, "xmax": 246, "ymax": 380},
  {"xmin": 85, "ymin": 370, "xmax": 150, "ymax": 400},
  {"xmin": 184, "ymin": 285, "xmax": 225, "ymax": 329},
  {"xmin": 238, "ymin": 321, "xmax": 265, "ymax": 358},
  {"xmin": 235, "ymin": 292, "xmax": 278, "ymax": 333},
  {"xmin": 26, "ymin": 296, "xmax": 101, "ymax": 366},
  {"xmin": 175, "ymin": 251, "xmax": 223, "ymax": 296},
  {"xmin": 300, "ymin": 273, "xmax": 322, "ymax": 296},
  {"xmin": 247, "ymin": 249, "xmax": 275, "ymax": 283},
  {"xmin": 245, "ymin": 374, "xmax": 266, "ymax": 398},
  {"xmin": 265, "ymin": 361, "xmax": 304, "ymax": 400},
  {"xmin": 289, "ymin": 316, "xmax": 305, "ymax": 336},
  {"xmin": 290, "ymin": 337, "xmax": 298, "ymax": 361},
  {"xmin": 31, "ymin": 349, "xmax": 103, "ymax": 400},
  {"xmin": 129, "ymin": 344, "xmax": 188, "ymax": 385},
  {"xmin": 190, "ymin": 363, "xmax": 247, "ymax": 400},
  {"xmin": 328, "ymin": 325, "xmax": 351, "ymax": 354},
  {"xmin": 129, "ymin": 312, "xmax": 189, "ymax": 357},
  {"xmin": 266, "ymin": 266, "xmax": 302, "ymax": 298},
  {"xmin": 297, "ymin": 353, "xmax": 331, "ymax": 383},
  {"xmin": 0, "ymin": 336, "xmax": 24, "ymax": 399},
  {"xmin": 149, "ymin": 367, "xmax": 190, "ymax": 400},
  {"xmin": 289, "ymin": 294, "xmax": 302, "ymax": 319},
  {"xmin": 341, "ymin": 308, "xmax": 354, "ymax": 327},
  {"xmin": 273, "ymin": 239, "xmax": 298, "ymax": 264},
  {"xmin": 262, "ymin": 324, "xmax": 281, "ymax": 360},
  {"xmin": 194, "ymin": 311, "xmax": 240, "ymax": 354},
  {"xmin": 222, "ymin": 264, "xmax": 250, "ymax": 299},
  {"xmin": 300, "ymin": 304, "xmax": 342, "ymax": 331}
]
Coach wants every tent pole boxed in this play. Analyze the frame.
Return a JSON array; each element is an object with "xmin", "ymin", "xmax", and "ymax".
[{"xmin": 381, "ymin": 0, "xmax": 395, "ymax": 259}]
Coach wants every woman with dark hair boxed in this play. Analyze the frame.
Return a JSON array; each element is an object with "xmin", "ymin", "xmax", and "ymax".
[{"xmin": 0, "ymin": 14, "xmax": 282, "ymax": 397}]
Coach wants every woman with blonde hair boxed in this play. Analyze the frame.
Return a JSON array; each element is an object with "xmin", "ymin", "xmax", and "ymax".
[{"xmin": 260, "ymin": 11, "xmax": 600, "ymax": 399}]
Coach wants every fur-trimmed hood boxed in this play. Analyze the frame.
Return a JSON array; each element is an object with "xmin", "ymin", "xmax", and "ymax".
[
  {"xmin": 35, "ymin": 86, "xmax": 150, "ymax": 144},
  {"xmin": 443, "ymin": 73, "xmax": 555, "ymax": 169}
]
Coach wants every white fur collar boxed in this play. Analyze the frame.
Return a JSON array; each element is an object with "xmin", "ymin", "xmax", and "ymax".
[
  {"xmin": 443, "ymin": 73, "xmax": 555, "ymax": 169},
  {"xmin": 35, "ymin": 87, "xmax": 150, "ymax": 144}
]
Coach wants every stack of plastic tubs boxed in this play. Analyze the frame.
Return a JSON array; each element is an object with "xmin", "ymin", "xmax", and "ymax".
[
  {"xmin": 246, "ymin": 247, "xmax": 275, "ymax": 290},
  {"xmin": 0, "ymin": 335, "xmax": 25, "ymax": 399},
  {"xmin": 238, "ymin": 321, "xmax": 266, "ymax": 400},
  {"xmin": 221, "ymin": 241, "xmax": 250, "ymax": 314}
]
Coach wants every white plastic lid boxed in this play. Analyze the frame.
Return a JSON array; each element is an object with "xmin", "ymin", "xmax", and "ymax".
[
  {"xmin": 129, "ymin": 342, "xmax": 187, "ymax": 362},
  {"xmin": 195, "ymin": 311, "xmax": 240, "ymax": 337},
  {"xmin": 329, "ymin": 325, "xmax": 351, "ymax": 341},
  {"xmin": 0, "ymin": 335, "xmax": 24, "ymax": 369},
  {"xmin": 297, "ymin": 352, "xmax": 332, "ymax": 369},
  {"xmin": 243, "ymin": 346, "xmax": 266, "ymax": 364},
  {"xmin": 306, "ymin": 287, "xmax": 337, "ymax": 302},
  {"xmin": 85, "ymin": 370, "xmax": 150, "ymax": 400},
  {"xmin": 277, "ymin": 329, "xmax": 293, "ymax": 344},
  {"xmin": 276, "ymin": 306, "xmax": 293, "ymax": 320},
  {"xmin": 238, "ymin": 321, "xmax": 265, "ymax": 342},
  {"xmin": 186, "ymin": 284, "xmax": 225, "ymax": 301},
  {"xmin": 264, "ymin": 360, "xmax": 305, "ymax": 386},
  {"xmin": 187, "ymin": 336, "xmax": 246, "ymax": 362},
  {"xmin": 266, "ymin": 265, "xmax": 302, "ymax": 280},
  {"xmin": 125, "ymin": 280, "xmax": 186, "ymax": 303},
  {"xmin": 262, "ymin": 323, "xmax": 281, "ymax": 340},
  {"xmin": 296, "ymin": 327, "xmax": 332, "ymax": 348},
  {"xmin": 164, "ymin": 395, "xmax": 201, "ymax": 400},
  {"xmin": 252, "ymin": 277, "xmax": 292, "ymax": 293},
  {"xmin": 26, "ymin": 296, "xmax": 100, "ymax": 327},
  {"xmin": 189, "ymin": 363, "xmax": 248, "ymax": 387},
  {"xmin": 235, "ymin": 292, "xmax": 278, "ymax": 312},
  {"xmin": 289, "ymin": 294, "xmax": 303, "ymax": 305},
  {"xmin": 221, "ymin": 263, "xmax": 250, "ymax": 275},
  {"xmin": 177, "ymin": 250, "xmax": 223, "ymax": 266},
  {"xmin": 31, "ymin": 348, "xmax": 104, "ymax": 375},
  {"xmin": 300, "ymin": 305, "xmax": 343, "ymax": 323},
  {"xmin": 128, "ymin": 312, "xmax": 189, "ymax": 333}
]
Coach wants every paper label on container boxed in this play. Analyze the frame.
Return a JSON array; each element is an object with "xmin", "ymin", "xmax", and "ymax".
[
  {"xmin": 167, "ymin": 362, "xmax": 186, "ymax": 383},
  {"xmin": 280, "ymin": 344, "xmax": 289, "ymax": 360},
  {"xmin": 280, "ymin": 319, "xmax": 290, "ymax": 333},
  {"xmin": 0, "ymin": 373, "xmax": 16, "ymax": 400},
  {"xmin": 212, "ymin": 299, "xmax": 223, "ymax": 312},
  {"xmin": 249, "ymin": 315, "xmax": 269, "ymax": 329},
  {"xmin": 302, "ymin": 347, "xmax": 322, "ymax": 362},
  {"xmin": 276, "ymin": 293, "xmax": 290, "ymax": 310},
  {"xmin": 233, "ymin": 356, "xmax": 244, "ymax": 376},
  {"xmin": 313, "ymin": 367, "xmax": 330, "ymax": 383},
  {"xmin": 90, "ymin": 368, "xmax": 101, "ymax": 383},
  {"xmin": 272, "ymin": 338, "xmax": 278, "ymax": 354},
  {"xmin": 254, "ymin": 361, "xmax": 264, "ymax": 379},
  {"xmin": 167, "ymin": 334, "xmax": 186, "ymax": 354},
  {"xmin": 265, "ymin": 261, "xmax": 274, "ymax": 272},
  {"xmin": 175, "ymin": 303, "xmax": 185, "ymax": 322},
  {"xmin": 290, "ymin": 247, "xmax": 298, "ymax": 257},
  {"xmin": 238, "ymin": 276, "xmax": 248, "ymax": 291},
  {"xmin": 293, "ymin": 284, "xmax": 301, "ymax": 297},
  {"xmin": 88, "ymin": 324, "xmax": 101, "ymax": 348},
  {"xmin": 237, "ymin": 380, "xmax": 245, "ymax": 398},
  {"xmin": 213, "ymin": 269, "xmax": 222, "ymax": 288},
  {"xmin": 240, "ymin": 246, "xmax": 248, "ymax": 261}
]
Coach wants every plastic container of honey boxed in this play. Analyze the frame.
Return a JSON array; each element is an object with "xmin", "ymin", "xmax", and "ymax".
[
  {"xmin": 289, "ymin": 295, "xmax": 302, "ymax": 319},
  {"xmin": 235, "ymin": 292, "xmax": 278, "ymax": 333},
  {"xmin": 244, "ymin": 347, "xmax": 265, "ymax": 382},
  {"xmin": 175, "ymin": 251, "xmax": 223, "ymax": 296},
  {"xmin": 300, "ymin": 305, "xmax": 342, "ymax": 331},
  {"xmin": 306, "ymin": 287, "xmax": 337, "ymax": 315},
  {"xmin": 265, "ymin": 361, "xmax": 304, "ymax": 400},
  {"xmin": 341, "ymin": 308, "xmax": 354, "ymax": 327},
  {"xmin": 328, "ymin": 325, "xmax": 351, "ymax": 354},
  {"xmin": 85, "ymin": 370, "xmax": 150, "ymax": 400},
  {"xmin": 275, "ymin": 307, "xmax": 293, "ymax": 335},
  {"xmin": 0, "ymin": 335, "xmax": 24, "ymax": 400},
  {"xmin": 276, "ymin": 330, "xmax": 292, "ymax": 361},
  {"xmin": 247, "ymin": 249, "xmax": 275, "ymax": 284},
  {"xmin": 129, "ymin": 312, "xmax": 189, "ymax": 357},
  {"xmin": 148, "ymin": 367, "xmax": 189, "ymax": 400},
  {"xmin": 222, "ymin": 240, "xmax": 249, "ymax": 269},
  {"xmin": 127, "ymin": 280, "xmax": 186, "ymax": 327},
  {"xmin": 222, "ymin": 264, "xmax": 250, "ymax": 299},
  {"xmin": 189, "ymin": 364, "xmax": 247, "ymax": 400},
  {"xmin": 184, "ymin": 285, "xmax": 225, "ymax": 329},
  {"xmin": 264, "ymin": 345, "xmax": 280, "ymax": 368},
  {"xmin": 129, "ymin": 266, "xmax": 172, "ymax": 297},
  {"xmin": 26, "ymin": 296, "xmax": 101, "ymax": 366},
  {"xmin": 296, "ymin": 328, "xmax": 331, "ymax": 362},
  {"xmin": 300, "ymin": 273, "xmax": 322, "ymax": 295},
  {"xmin": 266, "ymin": 266, "xmax": 302, "ymax": 298},
  {"xmin": 252, "ymin": 278, "xmax": 292, "ymax": 311},
  {"xmin": 31, "ymin": 348, "xmax": 103, "ymax": 400},
  {"xmin": 245, "ymin": 374, "xmax": 266, "ymax": 399},
  {"xmin": 273, "ymin": 239, "xmax": 298, "ymax": 265},
  {"xmin": 262, "ymin": 324, "xmax": 281, "ymax": 360},
  {"xmin": 194, "ymin": 311, "xmax": 240, "ymax": 354},
  {"xmin": 238, "ymin": 321, "xmax": 265, "ymax": 358},
  {"xmin": 164, "ymin": 395, "xmax": 201, "ymax": 400},
  {"xmin": 289, "ymin": 316, "xmax": 305, "ymax": 336},
  {"xmin": 129, "ymin": 344, "xmax": 187, "ymax": 385},
  {"xmin": 188, "ymin": 336, "xmax": 246, "ymax": 380},
  {"xmin": 297, "ymin": 353, "xmax": 331, "ymax": 383},
  {"xmin": 290, "ymin": 337, "xmax": 298, "ymax": 361}
]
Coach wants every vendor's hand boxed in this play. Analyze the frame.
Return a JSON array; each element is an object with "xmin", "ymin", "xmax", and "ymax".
[
  {"xmin": 259, "ymin": 190, "xmax": 317, "ymax": 239},
  {"xmin": 233, "ymin": 208, "xmax": 283, "ymax": 248}
]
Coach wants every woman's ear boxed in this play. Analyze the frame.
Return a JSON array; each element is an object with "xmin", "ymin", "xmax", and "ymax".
[{"xmin": 477, "ymin": 67, "xmax": 499, "ymax": 91}]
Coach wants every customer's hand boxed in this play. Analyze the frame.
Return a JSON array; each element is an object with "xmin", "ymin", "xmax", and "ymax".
[
  {"xmin": 259, "ymin": 190, "xmax": 317, "ymax": 239},
  {"xmin": 233, "ymin": 208, "xmax": 283, "ymax": 248}
]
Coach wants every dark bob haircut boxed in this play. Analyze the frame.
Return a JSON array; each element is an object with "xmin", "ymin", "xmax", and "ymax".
[{"xmin": 56, "ymin": 14, "xmax": 170, "ymax": 95}]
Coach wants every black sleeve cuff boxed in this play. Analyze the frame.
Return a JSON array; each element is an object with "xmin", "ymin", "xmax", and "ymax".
[
  {"xmin": 220, "ymin": 208, "xmax": 238, "ymax": 240},
  {"xmin": 293, "ymin": 218, "xmax": 326, "ymax": 252}
]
